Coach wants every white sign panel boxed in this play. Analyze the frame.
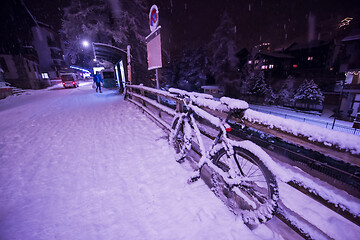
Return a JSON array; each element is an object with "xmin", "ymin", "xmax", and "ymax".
[{"xmin": 146, "ymin": 30, "xmax": 162, "ymax": 70}]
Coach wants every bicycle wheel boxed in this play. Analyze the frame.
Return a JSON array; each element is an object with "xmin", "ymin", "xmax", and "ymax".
[
  {"xmin": 170, "ymin": 117, "xmax": 192, "ymax": 161},
  {"xmin": 211, "ymin": 146, "xmax": 278, "ymax": 224}
]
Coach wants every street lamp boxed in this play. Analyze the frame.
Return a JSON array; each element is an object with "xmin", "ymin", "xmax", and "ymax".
[{"xmin": 82, "ymin": 40, "xmax": 90, "ymax": 48}]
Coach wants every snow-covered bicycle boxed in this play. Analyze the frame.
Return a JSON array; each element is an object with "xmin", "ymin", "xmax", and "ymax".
[{"xmin": 169, "ymin": 88, "xmax": 279, "ymax": 224}]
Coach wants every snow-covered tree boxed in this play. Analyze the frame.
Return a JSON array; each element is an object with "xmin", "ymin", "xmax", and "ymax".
[
  {"xmin": 61, "ymin": 0, "xmax": 149, "ymax": 84},
  {"xmin": 163, "ymin": 47, "xmax": 207, "ymax": 92},
  {"xmin": 61, "ymin": 0, "xmax": 111, "ymax": 65},
  {"xmin": 247, "ymin": 69, "xmax": 275, "ymax": 104},
  {"xmin": 207, "ymin": 11, "xmax": 239, "ymax": 94},
  {"xmin": 277, "ymin": 75, "xmax": 296, "ymax": 104},
  {"xmin": 293, "ymin": 79, "xmax": 324, "ymax": 109}
]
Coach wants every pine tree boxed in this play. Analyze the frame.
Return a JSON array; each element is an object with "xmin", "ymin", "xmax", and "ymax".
[
  {"xmin": 293, "ymin": 79, "xmax": 324, "ymax": 109},
  {"xmin": 277, "ymin": 75, "xmax": 296, "ymax": 105},
  {"xmin": 248, "ymin": 69, "xmax": 275, "ymax": 103},
  {"xmin": 207, "ymin": 11, "xmax": 239, "ymax": 96},
  {"xmin": 163, "ymin": 47, "xmax": 207, "ymax": 91}
]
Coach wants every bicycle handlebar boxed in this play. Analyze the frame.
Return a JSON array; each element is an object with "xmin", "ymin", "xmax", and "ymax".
[
  {"xmin": 169, "ymin": 88, "xmax": 249, "ymax": 118},
  {"xmin": 169, "ymin": 88, "xmax": 213, "ymax": 99}
]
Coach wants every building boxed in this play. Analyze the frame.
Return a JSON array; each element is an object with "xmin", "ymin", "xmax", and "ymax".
[
  {"xmin": 32, "ymin": 22, "xmax": 66, "ymax": 80},
  {"xmin": 0, "ymin": 0, "xmax": 66, "ymax": 90},
  {"xmin": 201, "ymin": 85, "xmax": 224, "ymax": 98},
  {"xmin": 337, "ymin": 29, "xmax": 360, "ymax": 119},
  {"xmin": 0, "ymin": 50, "xmax": 43, "ymax": 89}
]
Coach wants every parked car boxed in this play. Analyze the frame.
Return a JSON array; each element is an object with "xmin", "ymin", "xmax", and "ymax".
[{"xmin": 61, "ymin": 73, "xmax": 79, "ymax": 88}]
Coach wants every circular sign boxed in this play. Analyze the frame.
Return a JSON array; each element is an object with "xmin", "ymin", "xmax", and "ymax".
[{"xmin": 149, "ymin": 5, "xmax": 159, "ymax": 32}]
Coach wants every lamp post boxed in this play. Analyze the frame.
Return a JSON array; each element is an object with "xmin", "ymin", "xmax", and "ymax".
[{"xmin": 332, "ymin": 79, "xmax": 344, "ymax": 129}]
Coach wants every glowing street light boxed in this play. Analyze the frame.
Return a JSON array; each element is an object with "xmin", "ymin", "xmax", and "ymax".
[{"xmin": 82, "ymin": 40, "xmax": 90, "ymax": 48}]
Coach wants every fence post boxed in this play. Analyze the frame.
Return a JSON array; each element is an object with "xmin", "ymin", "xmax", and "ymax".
[
  {"xmin": 176, "ymin": 99, "xmax": 184, "ymax": 113},
  {"xmin": 140, "ymin": 88, "xmax": 146, "ymax": 106}
]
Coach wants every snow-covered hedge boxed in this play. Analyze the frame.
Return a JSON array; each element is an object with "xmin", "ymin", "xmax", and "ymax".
[{"xmin": 245, "ymin": 109, "xmax": 360, "ymax": 155}]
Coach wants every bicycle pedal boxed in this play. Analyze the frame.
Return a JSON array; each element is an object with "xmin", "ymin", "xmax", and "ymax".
[
  {"xmin": 187, "ymin": 175, "xmax": 200, "ymax": 184},
  {"xmin": 176, "ymin": 157, "xmax": 185, "ymax": 163}
]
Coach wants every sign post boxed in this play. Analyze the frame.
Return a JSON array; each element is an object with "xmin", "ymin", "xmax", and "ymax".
[
  {"xmin": 146, "ymin": 5, "xmax": 162, "ymax": 93},
  {"xmin": 127, "ymin": 45, "xmax": 132, "ymax": 85}
]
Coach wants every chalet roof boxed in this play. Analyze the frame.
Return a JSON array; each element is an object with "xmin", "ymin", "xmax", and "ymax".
[
  {"xmin": 285, "ymin": 40, "xmax": 330, "ymax": 51},
  {"xmin": 258, "ymin": 51, "xmax": 293, "ymax": 59},
  {"xmin": 342, "ymin": 29, "xmax": 360, "ymax": 42},
  {"xmin": 35, "ymin": 20, "xmax": 52, "ymax": 30}
]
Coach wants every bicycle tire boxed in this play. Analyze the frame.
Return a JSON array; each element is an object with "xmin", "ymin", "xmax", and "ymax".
[
  {"xmin": 170, "ymin": 116, "xmax": 192, "ymax": 161},
  {"xmin": 210, "ymin": 146, "xmax": 279, "ymax": 224}
]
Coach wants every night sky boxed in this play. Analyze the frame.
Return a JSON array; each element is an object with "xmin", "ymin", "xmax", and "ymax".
[{"xmin": 23, "ymin": 0, "xmax": 360, "ymax": 57}]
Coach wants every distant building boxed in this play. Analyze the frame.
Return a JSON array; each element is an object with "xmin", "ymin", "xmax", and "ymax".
[
  {"xmin": 0, "ymin": 47, "xmax": 44, "ymax": 89},
  {"xmin": 32, "ymin": 22, "xmax": 66, "ymax": 80},
  {"xmin": 201, "ymin": 85, "xmax": 224, "ymax": 98},
  {"xmin": 338, "ymin": 29, "xmax": 360, "ymax": 119},
  {"xmin": 0, "ymin": 0, "xmax": 66, "ymax": 89},
  {"xmin": 255, "ymin": 51, "xmax": 294, "ymax": 79}
]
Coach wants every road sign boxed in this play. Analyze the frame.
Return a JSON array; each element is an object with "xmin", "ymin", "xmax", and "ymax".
[
  {"xmin": 146, "ymin": 27, "xmax": 162, "ymax": 70},
  {"xmin": 149, "ymin": 5, "xmax": 159, "ymax": 32}
]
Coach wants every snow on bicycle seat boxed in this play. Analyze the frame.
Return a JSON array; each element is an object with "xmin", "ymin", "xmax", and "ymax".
[{"xmin": 220, "ymin": 97, "xmax": 249, "ymax": 111}]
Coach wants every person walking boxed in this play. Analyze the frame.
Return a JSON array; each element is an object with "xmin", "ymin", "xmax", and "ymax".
[{"xmin": 93, "ymin": 72, "xmax": 103, "ymax": 93}]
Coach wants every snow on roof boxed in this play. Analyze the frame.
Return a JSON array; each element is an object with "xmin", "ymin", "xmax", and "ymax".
[
  {"xmin": 342, "ymin": 29, "xmax": 360, "ymax": 42},
  {"xmin": 259, "ymin": 51, "xmax": 294, "ymax": 59},
  {"xmin": 201, "ymin": 85, "xmax": 221, "ymax": 89},
  {"xmin": 286, "ymin": 40, "xmax": 329, "ymax": 51}
]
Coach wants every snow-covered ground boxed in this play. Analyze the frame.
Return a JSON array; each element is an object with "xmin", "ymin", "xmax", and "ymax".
[{"xmin": 0, "ymin": 83, "xmax": 284, "ymax": 240}]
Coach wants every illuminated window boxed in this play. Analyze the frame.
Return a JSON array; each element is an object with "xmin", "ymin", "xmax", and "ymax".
[
  {"xmin": 41, "ymin": 73, "xmax": 49, "ymax": 79},
  {"xmin": 248, "ymin": 60, "xmax": 252, "ymax": 64},
  {"xmin": 261, "ymin": 65, "xmax": 268, "ymax": 69},
  {"xmin": 254, "ymin": 60, "xmax": 259, "ymax": 64},
  {"xmin": 307, "ymin": 56, "xmax": 313, "ymax": 61},
  {"xmin": 269, "ymin": 65, "xmax": 274, "ymax": 69},
  {"xmin": 339, "ymin": 17, "xmax": 353, "ymax": 28}
]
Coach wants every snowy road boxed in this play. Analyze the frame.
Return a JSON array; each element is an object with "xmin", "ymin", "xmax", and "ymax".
[{"xmin": 0, "ymin": 83, "xmax": 285, "ymax": 240}]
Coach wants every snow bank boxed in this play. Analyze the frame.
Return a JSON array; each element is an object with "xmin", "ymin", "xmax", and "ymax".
[{"xmin": 245, "ymin": 109, "xmax": 360, "ymax": 155}]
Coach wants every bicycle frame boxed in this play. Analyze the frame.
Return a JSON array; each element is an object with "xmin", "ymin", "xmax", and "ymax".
[{"xmin": 174, "ymin": 97, "xmax": 246, "ymax": 185}]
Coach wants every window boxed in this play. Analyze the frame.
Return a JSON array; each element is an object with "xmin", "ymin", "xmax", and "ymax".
[
  {"xmin": 307, "ymin": 56, "xmax": 313, "ymax": 61},
  {"xmin": 0, "ymin": 57, "xmax": 8, "ymax": 72},
  {"xmin": 42, "ymin": 73, "xmax": 49, "ymax": 79},
  {"xmin": 269, "ymin": 64, "xmax": 274, "ymax": 69}
]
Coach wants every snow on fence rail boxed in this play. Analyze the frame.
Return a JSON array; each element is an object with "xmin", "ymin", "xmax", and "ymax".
[{"xmin": 252, "ymin": 107, "xmax": 360, "ymax": 136}]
